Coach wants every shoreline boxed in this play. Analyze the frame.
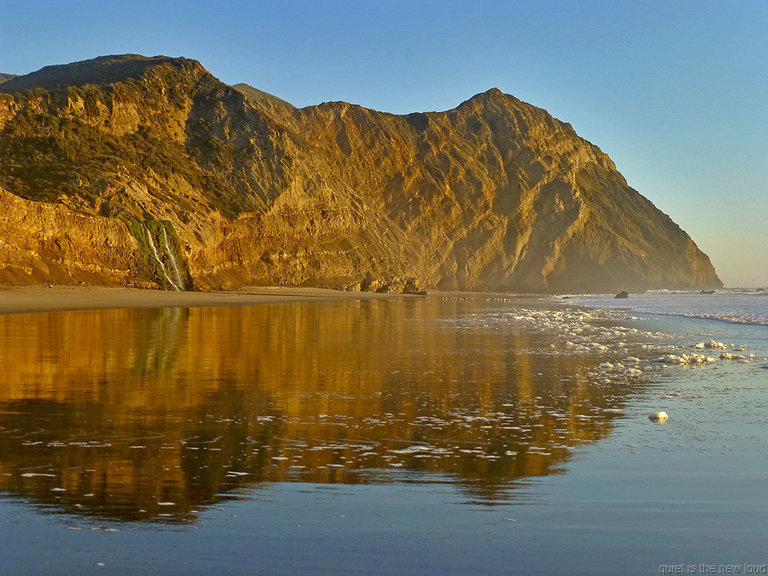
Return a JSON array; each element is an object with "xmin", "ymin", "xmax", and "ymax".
[
  {"xmin": 0, "ymin": 285, "xmax": 429, "ymax": 315},
  {"xmin": 7, "ymin": 285, "xmax": 763, "ymax": 318},
  {"xmin": 0, "ymin": 285, "xmax": 550, "ymax": 316}
]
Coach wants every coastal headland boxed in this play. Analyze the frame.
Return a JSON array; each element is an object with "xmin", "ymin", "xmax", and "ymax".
[{"xmin": 0, "ymin": 55, "xmax": 721, "ymax": 294}]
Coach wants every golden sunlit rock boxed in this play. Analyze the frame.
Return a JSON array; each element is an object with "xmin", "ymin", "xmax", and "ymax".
[
  {"xmin": 0, "ymin": 55, "xmax": 721, "ymax": 293},
  {"xmin": 648, "ymin": 411, "xmax": 669, "ymax": 423}
]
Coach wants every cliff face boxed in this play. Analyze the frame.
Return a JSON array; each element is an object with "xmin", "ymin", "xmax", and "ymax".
[{"xmin": 0, "ymin": 54, "xmax": 722, "ymax": 293}]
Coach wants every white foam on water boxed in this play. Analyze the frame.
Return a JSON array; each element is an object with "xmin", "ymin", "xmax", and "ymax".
[{"xmin": 694, "ymin": 340, "xmax": 728, "ymax": 349}]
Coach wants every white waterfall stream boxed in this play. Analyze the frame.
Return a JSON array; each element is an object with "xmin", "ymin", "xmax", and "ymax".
[
  {"xmin": 161, "ymin": 225, "xmax": 185, "ymax": 290},
  {"xmin": 141, "ymin": 223, "xmax": 182, "ymax": 291}
]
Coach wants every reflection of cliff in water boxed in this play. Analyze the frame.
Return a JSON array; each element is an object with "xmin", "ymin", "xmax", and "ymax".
[{"xmin": 0, "ymin": 299, "xmax": 634, "ymax": 521}]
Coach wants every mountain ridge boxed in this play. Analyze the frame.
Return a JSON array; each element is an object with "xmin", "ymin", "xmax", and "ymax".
[
  {"xmin": 0, "ymin": 54, "xmax": 722, "ymax": 293},
  {"xmin": 0, "ymin": 54, "xmax": 203, "ymax": 92},
  {"xmin": 231, "ymin": 83, "xmax": 295, "ymax": 109}
]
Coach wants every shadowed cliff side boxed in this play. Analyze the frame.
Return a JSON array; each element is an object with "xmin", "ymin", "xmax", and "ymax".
[{"xmin": 0, "ymin": 55, "xmax": 721, "ymax": 292}]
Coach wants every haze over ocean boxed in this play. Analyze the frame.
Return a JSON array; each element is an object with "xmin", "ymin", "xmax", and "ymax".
[{"xmin": 2, "ymin": 0, "xmax": 765, "ymax": 287}]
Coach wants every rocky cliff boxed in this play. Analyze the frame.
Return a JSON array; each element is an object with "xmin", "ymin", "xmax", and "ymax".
[{"xmin": 0, "ymin": 54, "xmax": 722, "ymax": 293}]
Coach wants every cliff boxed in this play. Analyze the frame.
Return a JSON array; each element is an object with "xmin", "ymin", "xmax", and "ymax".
[{"xmin": 0, "ymin": 54, "xmax": 722, "ymax": 293}]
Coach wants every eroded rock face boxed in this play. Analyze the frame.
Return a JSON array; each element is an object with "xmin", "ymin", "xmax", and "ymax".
[
  {"xmin": 0, "ymin": 55, "xmax": 722, "ymax": 292},
  {"xmin": 0, "ymin": 186, "xmax": 142, "ymax": 286}
]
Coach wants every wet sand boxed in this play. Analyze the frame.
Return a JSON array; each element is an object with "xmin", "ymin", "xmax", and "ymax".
[{"xmin": 0, "ymin": 285, "xmax": 417, "ymax": 315}]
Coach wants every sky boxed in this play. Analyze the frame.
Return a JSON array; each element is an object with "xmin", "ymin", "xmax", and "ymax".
[{"xmin": 2, "ymin": 0, "xmax": 766, "ymax": 287}]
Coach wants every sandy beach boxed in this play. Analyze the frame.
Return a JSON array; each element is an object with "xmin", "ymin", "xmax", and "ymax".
[{"xmin": 0, "ymin": 285, "xmax": 420, "ymax": 315}]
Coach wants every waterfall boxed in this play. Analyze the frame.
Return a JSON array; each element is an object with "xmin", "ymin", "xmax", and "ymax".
[
  {"xmin": 161, "ymin": 225, "xmax": 185, "ymax": 290},
  {"xmin": 141, "ymin": 223, "xmax": 182, "ymax": 291}
]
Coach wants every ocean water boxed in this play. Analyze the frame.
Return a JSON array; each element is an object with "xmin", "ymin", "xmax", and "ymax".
[
  {"xmin": 565, "ymin": 289, "xmax": 768, "ymax": 327},
  {"xmin": 0, "ymin": 293, "xmax": 766, "ymax": 575}
]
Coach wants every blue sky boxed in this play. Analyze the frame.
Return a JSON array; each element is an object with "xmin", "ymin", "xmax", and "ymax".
[{"xmin": 2, "ymin": 0, "xmax": 766, "ymax": 286}]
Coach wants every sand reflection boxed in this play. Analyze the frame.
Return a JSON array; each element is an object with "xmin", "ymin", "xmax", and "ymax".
[{"xmin": 0, "ymin": 298, "xmax": 630, "ymax": 520}]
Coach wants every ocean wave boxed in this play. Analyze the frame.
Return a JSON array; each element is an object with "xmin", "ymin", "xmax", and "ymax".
[
  {"xmin": 663, "ymin": 311, "xmax": 768, "ymax": 327},
  {"xmin": 557, "ymin": 292, "xmax": 768, "ymax": 328}
]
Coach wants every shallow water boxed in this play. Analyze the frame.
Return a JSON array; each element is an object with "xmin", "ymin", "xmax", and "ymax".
[{"xmin": 0, "ymin": 295, "xmax": 766, "ymax": 574}]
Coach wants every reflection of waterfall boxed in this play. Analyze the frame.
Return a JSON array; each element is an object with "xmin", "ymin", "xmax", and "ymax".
[
  {"xmin": 139, "ymin": 222, "xmax": 184, "ymax": 291},
  {"xmin": 133, "ymin": 307, "xmax": 186, "ymax": 376}
]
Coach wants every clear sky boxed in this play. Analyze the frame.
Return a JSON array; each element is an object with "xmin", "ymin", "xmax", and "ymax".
[{"xmin": 2, "ymin": 0, "xmax": 766, "ymax": 287}]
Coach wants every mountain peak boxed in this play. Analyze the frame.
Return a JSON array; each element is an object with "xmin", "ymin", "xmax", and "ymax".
[
  {"xmin": 0, "ymin": 54, "xmax": 205, "ymax": 93},
  {"xmin": 483, "ymin": 87, "xmax": 504, "ymax": 97},
  {"xmin": 455, "ymin": 87, "xmax": 524, "ymax": 112},
  {"xmin": 474, "ymin": 87, "xmax": 512, "ymax": 102}
]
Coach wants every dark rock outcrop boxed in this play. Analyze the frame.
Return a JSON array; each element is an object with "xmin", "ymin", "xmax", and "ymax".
[{"xmin": 0, "ymin": 55, "xmax": 722, "ymax": 293}]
